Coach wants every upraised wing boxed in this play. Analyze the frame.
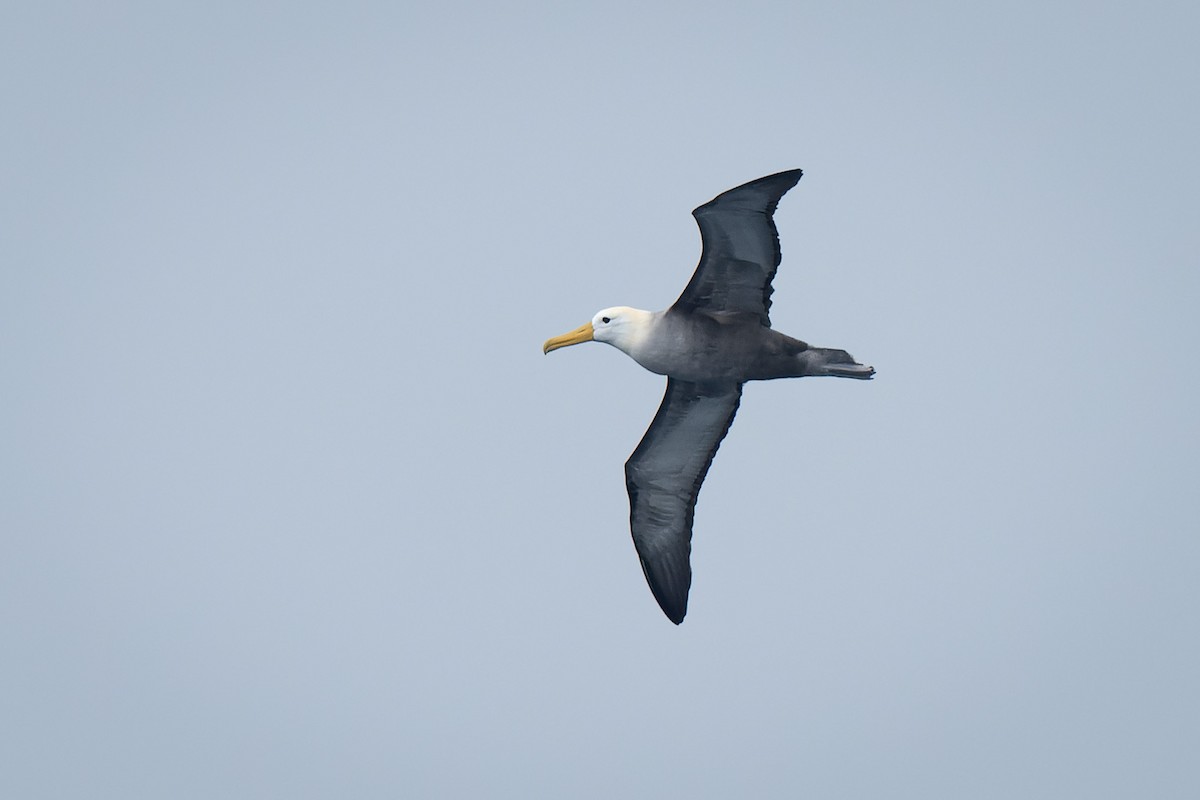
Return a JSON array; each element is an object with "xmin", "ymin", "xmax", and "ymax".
[
  {"xmin": 672, "ymin": 169, "xmax": 803, "ymax": 327},
  {"xmin": 625, "ymin": 379, "xmax": 743, "ymax": 624}
]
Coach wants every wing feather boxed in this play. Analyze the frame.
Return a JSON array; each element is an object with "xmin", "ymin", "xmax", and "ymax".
[
  {"xmin": 624, "ymin": 379, "xmax": 743, "ymax": 624},
  {"xmin": 672, "ymin": 169, "xmax": 803, "ymax": 326}
]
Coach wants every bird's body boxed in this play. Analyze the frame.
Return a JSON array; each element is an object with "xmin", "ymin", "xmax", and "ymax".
[
  {"xmin": 609, "ymin": 308, "xmax": 871, "ymax": 383},
  {"xmin": 544, "ymin": 170, "xmax": 873, "ymax": 624}
]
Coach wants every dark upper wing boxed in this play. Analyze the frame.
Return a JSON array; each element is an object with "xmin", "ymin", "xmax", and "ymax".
[
  {"xmin": 624, "ymin": 379, "xmax": 743, "ymax": 624},
  {"xmin": 672, "ymin": 169, "xmax": 803, "ymax": 327}
]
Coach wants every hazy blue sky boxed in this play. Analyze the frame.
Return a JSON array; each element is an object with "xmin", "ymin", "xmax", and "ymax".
[{"xmin": 3, "ymin": 2, "xmax": 1197, "ymax": 797}]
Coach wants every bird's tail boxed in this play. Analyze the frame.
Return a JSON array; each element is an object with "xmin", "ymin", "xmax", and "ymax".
[{"xmin": 802, "ymin": 347, "xmax": 875, "ymax": 379}]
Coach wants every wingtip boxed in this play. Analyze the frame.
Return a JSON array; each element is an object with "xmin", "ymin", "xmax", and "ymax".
[
  {"xmin": 654, "ymin": 591, "xmax": 688, "ymax": 625},
  {"xmin": 637, "ymin": 553, "xmax": 691, "ymax": 626},
  {"xmin": 649, "ymin": 587, "xmax": 688, "ymax": 625},
  {"xmin": 694, "ymin": 169, "xmax": 805, "ymax": 215},
  {"xmin": 758, "ymin": 168, "xmax": 803, "ymax": 187},
  {"xmin": 775, "ymin": 168, "xmax": 804, "ymax": 192}
]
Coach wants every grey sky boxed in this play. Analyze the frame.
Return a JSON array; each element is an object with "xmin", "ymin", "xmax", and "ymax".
[{"xmin": 3, "ymin": 2, "xmax": 1198, "ymax": 798}]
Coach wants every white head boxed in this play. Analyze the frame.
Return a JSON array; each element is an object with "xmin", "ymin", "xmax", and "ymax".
[{"xmin": 543, "ymin": 306, "xmax": 654, "ymax": 356}]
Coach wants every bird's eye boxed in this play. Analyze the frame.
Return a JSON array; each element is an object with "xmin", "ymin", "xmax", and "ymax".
[{"xmin": 601, "ymin": 316, "xmax": 611, "ymax": 324}]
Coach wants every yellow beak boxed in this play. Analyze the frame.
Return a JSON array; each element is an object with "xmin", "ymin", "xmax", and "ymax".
[{"xmin": 543, "ymin": 322, "xmax": 595, "ymax": 354}]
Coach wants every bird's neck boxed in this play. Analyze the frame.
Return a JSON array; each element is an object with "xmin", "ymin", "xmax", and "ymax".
[{"xmin": 609, "ymin": 308, "xmax": 664, "ymax": 367}]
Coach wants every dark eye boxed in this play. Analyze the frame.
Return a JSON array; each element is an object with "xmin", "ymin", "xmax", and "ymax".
[{"xmin": 601, "ymin": 316, "xmax": 611, "ymax": 324}]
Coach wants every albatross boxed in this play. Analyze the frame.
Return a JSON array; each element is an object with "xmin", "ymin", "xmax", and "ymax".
[{"xmin": 543, "ymin": 170, "xmax": 873, "ymax": 624}]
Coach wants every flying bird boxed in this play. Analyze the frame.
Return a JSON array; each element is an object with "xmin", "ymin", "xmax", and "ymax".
[{"xmin": 543, "ymin": 170, "xmax": 873, "ymax": 624}]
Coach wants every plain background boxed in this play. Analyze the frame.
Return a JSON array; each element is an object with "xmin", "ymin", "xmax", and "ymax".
[{"xmin": 3, "ymin": 2, "xmax": 1197, "ymax": 797}]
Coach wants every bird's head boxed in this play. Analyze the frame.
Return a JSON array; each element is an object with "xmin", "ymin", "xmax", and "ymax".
[{"xmin": 543, "ymin": 306, "xmax": 651, "ymax": 355}]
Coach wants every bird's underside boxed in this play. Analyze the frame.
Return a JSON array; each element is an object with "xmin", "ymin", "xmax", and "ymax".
[{"xmin": 633, "ymin": 309, "xmax": 874, "ymax": 384}]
